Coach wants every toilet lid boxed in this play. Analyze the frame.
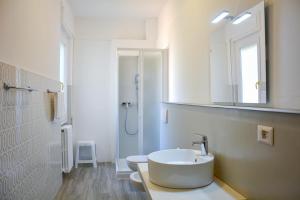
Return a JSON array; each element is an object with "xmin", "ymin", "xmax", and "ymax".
[{"xmin": 126, "ymin": 155, "xmax": 148, "ymax": 163}]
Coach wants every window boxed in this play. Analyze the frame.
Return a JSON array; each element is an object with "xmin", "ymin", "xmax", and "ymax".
[
  {"xmin": 60, "ymin": 32, "xmax": 69, "ymax": 124},
  {"xmin": 60, "ymin": 43, "xmax": 66, "ymax": 84},
  {"xmin": 232, "ymin": 32, "xmax": 266, "ymax": 104},
  {"xmin": 240, "ymin": 43, "xmax": 259, "ymax": 103}
]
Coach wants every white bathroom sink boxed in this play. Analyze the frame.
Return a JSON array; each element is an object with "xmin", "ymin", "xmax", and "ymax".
[{"xmin": 148, "ymin": 149, "xmax": 214, "ymax": 189}]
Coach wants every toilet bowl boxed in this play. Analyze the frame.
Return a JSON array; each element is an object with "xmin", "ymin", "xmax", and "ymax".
[
  {"xmin": 126, "ymin": 155, "xmax": 148, "ymax": 171},
  {"xmin": 130, "ymin": 172, "xmax": 145, "ymax": 191},
  {"xmin": 126, "ymin": 155, "xmax": 148, "ymax": 191}
]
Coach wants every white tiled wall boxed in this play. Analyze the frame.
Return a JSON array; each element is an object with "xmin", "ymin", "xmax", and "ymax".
[{"xmin": 0, "ymin": 61, "xmax": 62, "ymax": 200}]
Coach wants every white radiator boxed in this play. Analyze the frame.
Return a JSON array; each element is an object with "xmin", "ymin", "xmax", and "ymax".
[{"xmin": 61, "ymin": 125, "xmax": 73, "ymax": 173}]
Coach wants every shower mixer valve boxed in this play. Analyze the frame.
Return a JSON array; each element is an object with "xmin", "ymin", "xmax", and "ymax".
[
  {"xmin": 121, "ymin": 101, "xmax": 138, "ymax": 135},
  {"xmin": 121, "ymin": 102, "xmax": 133, "ymax": 108}
]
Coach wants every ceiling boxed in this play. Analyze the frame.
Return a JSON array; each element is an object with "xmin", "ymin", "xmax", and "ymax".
[{"xmin": 68, "ymin": 0, "xmax": 168, "ymax": 19}]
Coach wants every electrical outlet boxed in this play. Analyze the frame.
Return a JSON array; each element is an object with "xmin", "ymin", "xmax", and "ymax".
[{"xmin": 257, "ymin": 125, "xmax": 274, "ymax": 146}]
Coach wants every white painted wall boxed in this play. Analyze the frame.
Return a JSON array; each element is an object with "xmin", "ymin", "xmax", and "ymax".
[
  {"xmin": 75, "ymin": 17, "xmax": 146, "ymax": 40},
  {"xmin": 62, "ymin": 0, "xmax": 75, "ymax": 37},
  {"xmin": 72, "ymin": 39, "xmax": 114, "ymax": 162},
  {"xmin": 267, "ymin": 0, "xmax": 300, "ymax": 109},
  {"xmin": 73, "ymin": 18, "xmax": 157, "ymax": 162},
  {"xmin": 0, "ymin": 0, "xmax": 61, "ymax": 81},
  {"xmin": 157, "ymin": 0, "xmax": 215, "ymax": 104}
]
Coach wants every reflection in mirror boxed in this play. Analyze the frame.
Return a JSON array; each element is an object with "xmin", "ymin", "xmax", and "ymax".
[
  {"xmin": 161, "ymin": 0, "xmax": 300, "ymax": 111},
  {"xmin": 210, "ymin": 1, "xmax": 266, "ymax": 105},
  {"xmin": 240, "ymin": 43, "xmax": 259, "ymax": 103},
  {"xmin": 210, "ymin": 25, "xmax": 233, "ymax": 104}
]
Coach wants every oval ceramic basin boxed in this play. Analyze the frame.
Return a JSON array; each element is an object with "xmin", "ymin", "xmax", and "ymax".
[{"xmin": 148, "ymin": 149, "xmax": 214, "ymax": 189}]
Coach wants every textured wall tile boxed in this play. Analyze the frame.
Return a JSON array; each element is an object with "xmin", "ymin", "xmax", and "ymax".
[
  {"xmin": 1, "ymin": 63, "xmax": 16, "ymax": 86},
  {"xmin": 0, "ymin": 61, "xmax": 62, "ymax": 200}
]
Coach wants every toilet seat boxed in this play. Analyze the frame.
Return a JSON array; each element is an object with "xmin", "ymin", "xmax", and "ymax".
[
  {"xmin": 126, "ymin": 155, "xmax": 148, "ymax": 163},
  {"xmin": 126, "ymin": 155, "xmax": 148, "ymax": 171},
  {"xmin": 130, "ymin": 171, "xmax": 142, "ymax": 183}
]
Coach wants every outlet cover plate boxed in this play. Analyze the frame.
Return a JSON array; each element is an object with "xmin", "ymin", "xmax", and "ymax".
[{"xmin": 257, "ymin": 125, "xmax": 274, "ymax": 146}]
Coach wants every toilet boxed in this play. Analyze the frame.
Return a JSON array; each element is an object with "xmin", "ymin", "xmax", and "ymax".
[{"xmin": 126, "ymin": 155, "xmax": 148, "ymax": 191}]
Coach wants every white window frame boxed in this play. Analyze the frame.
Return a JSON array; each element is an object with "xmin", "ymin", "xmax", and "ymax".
[
  {"xmin": 231, "ymin": 32, "xmax": 265, "ymax": 103},
  {"xmin": 228, "ymin": 1, "xmax": 266, "ymax": 105},
  {"xmin": 60, "ymin": 28, "xmax": 72, "ymax": 124}
]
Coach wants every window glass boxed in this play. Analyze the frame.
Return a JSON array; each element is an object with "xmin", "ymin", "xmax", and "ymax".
[
  {"xmin": 60, "ymin": 42, "xmax": 68, "ymax": 124},
  {"xmin": 60, "ymin": 43, "xmax": 65, "ymax": 84},
  {"xmin": 240, "ymin": 44, "xmax": 259, "ymax": 103}
]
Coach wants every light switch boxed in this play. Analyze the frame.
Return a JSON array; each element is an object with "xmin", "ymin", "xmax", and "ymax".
[
  {"xmin": 161, "ymin": 109, "xmax": 168, "ymax": 124},
  {"xmin": 257, "ymin": 125, "xmax": 274, "ymax": 146},
  {"xmin": 165, "ymin": 109, "xmax": 168, "ymax": 124}
]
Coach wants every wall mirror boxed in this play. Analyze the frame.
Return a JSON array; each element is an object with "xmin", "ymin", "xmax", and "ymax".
[
  {"xmin": 164, "ymin": 0, "xmax": 300, "ymax": 111},
  {"xmin": 210, "ymin": 1, "xmax": 266, "ymax": 105}
]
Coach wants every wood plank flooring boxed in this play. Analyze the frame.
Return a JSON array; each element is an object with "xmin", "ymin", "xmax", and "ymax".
[{"xmin": 54, "ymin": 163, "xmax": 147, "ymax": 200}]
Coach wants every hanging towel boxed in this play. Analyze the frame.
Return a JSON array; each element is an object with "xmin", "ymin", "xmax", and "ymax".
[
  {"xmin": 49, "ymin": 92, "xmax": 66, "ymax": 122},
  {"xmin": 49, "ymin": 92, "xmax": 56, "ymax": 121},
  {"xmin": 56, "ymin": 92, "xmax": 66, "ymax": 121}
]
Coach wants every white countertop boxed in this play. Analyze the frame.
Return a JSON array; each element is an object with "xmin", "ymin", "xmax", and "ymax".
[{"xmin": 138, "ymin": 163, "xmax": 246, "ymax": 200}]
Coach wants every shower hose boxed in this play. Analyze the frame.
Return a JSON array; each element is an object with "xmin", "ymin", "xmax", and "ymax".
[{"xmin": 124, "ymin": 105, "xmax": 138, "ymax": 135}]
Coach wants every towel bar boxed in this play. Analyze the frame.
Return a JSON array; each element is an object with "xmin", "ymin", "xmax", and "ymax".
[
  {"xmin": 3, "ymin": 82, "xmax": 36, "ymax": 92},
  {"xmin": 47, "ymin": 89, "xmax": 58, "ymax": 94},
  {"xmin": 3, "ymin": 82, "xmax": 60, "ymax": 93}
]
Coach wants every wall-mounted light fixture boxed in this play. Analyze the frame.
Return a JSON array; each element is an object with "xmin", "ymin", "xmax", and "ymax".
[
  {"xmin": 211, "ymin": 11, "xmax": 230, "ymax": 24},
  {"xmin": 211, "ymin": 11, "xmax": 252, "ymax": 25},
  {"xmin": 232, "ymin": 12, "xmax": 252, "ymax": 25}
]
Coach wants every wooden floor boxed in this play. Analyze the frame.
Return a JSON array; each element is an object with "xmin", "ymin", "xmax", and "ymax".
[{"xmin": 55, "ymin": 163, "xmax": 147, "ymax": 200}]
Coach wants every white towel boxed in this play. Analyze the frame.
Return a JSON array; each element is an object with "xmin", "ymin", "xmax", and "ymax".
[
  {"xmin": 56, "ymin": 92, "xmax": 67, "ymax": 122},
  {"xmin": 50, "ymin": 92, "xmax": 66, "ymax": 122}
]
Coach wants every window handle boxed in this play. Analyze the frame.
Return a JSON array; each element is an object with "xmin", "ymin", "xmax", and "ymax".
[{"xmin": 255, "ymin": 81, "xmax": 261, "ymax": 90}]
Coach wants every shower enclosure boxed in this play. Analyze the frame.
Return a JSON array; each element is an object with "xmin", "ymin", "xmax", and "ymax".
[{"xmin": 116, "ymin": 49, "xmax": 166, "ymax": 175}]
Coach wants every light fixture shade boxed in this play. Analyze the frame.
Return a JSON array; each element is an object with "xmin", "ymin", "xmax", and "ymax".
[
  {"xmin": 232, "ymin": 12, "xmax": 252, "ymax": 25},
  {"xmin": 211, "ymin": 11, "xmax": 230, "ymax": 24}
]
